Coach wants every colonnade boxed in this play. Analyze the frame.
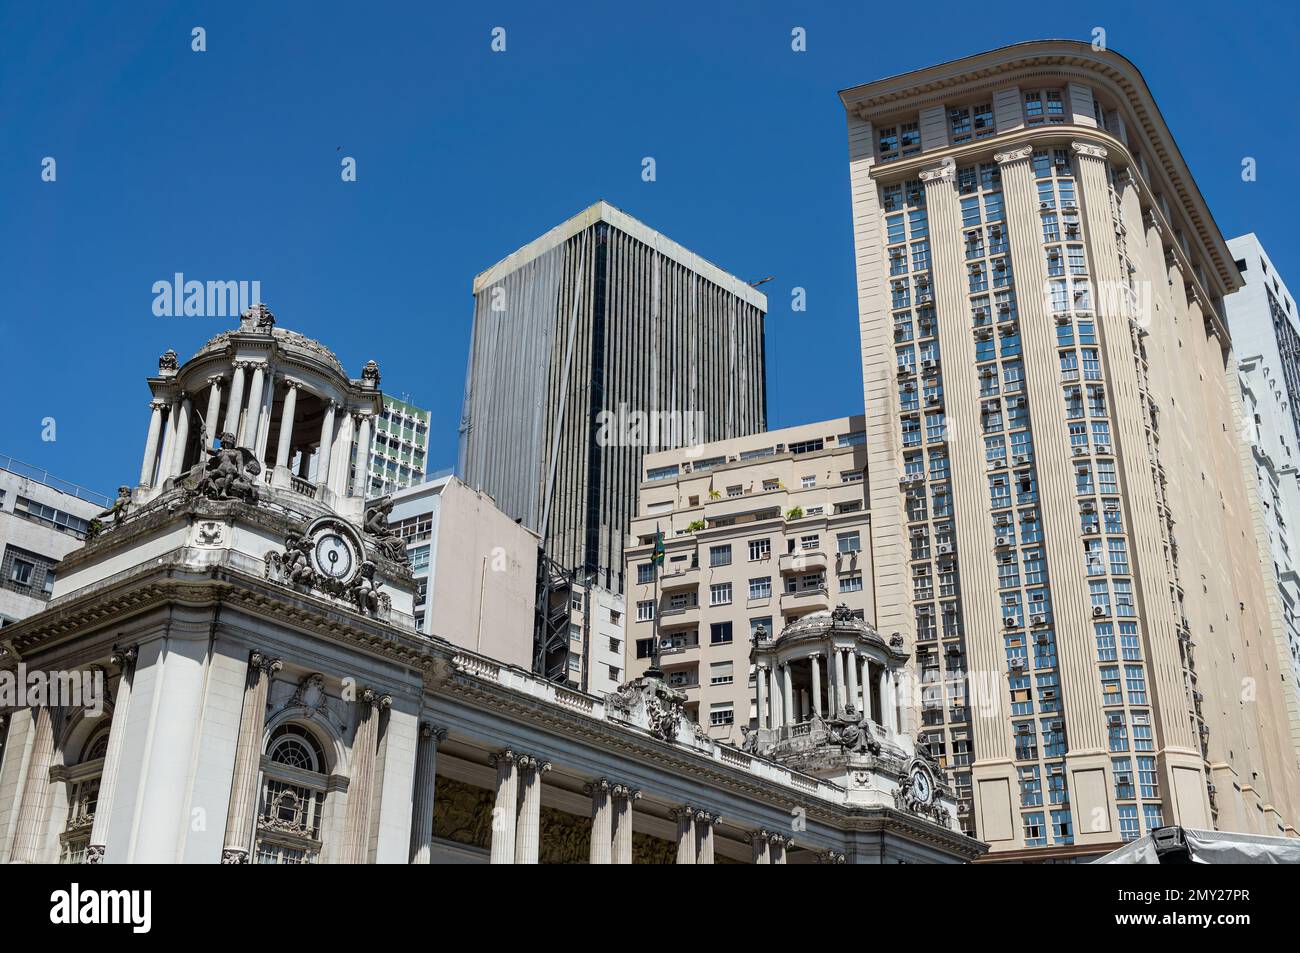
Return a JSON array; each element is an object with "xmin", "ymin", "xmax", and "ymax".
[{"xmin": 756, "ymin": 648, "xmax": 898, "ymax": 733}]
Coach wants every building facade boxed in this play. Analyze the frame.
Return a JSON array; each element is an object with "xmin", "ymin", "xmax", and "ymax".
[
  {"xmin": 1224, "ymin": 233, "xmax": 1300, "ymax": 760},
  {"xmin": 842, "ymin": 40, "xmax": 1300, "ymax": 857},
  {"xmin": 387, "ymin": 474, "xmax": 539, "ymax": 670},
  {"xmin": 623, "ymin": 418, "xmax": 872, "ymax": 744},
  {"xmin": 0, "ymin": 316, "xmax": 979, "ymax": 865},
  {"xmin": 361, "ymin": 395, "xmax": 432, "ymax": 498},
  {"xmin": 458, "ymin": 200, "xmax": 768, "ymax": 594},
  {"xmin": 0, "ymin": 457, "xmax": 107, "ymax": 626}
]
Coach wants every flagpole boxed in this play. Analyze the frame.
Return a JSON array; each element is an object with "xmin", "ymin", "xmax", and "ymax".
[{"xmin": 646, "ymin": 520, "xmax": 664, "ymax": 679}]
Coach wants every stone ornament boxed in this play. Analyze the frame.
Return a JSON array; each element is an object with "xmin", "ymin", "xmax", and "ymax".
[
  {"xmin": 363, "ymin": 496, "xmax": 410, "ymax": 566},
  {"xmin": 188, "ymin": 432, "xmax": 262, "ymax": 503},
  {"xmin": 158, "ymin": 349, "xmax": 179, "ymax": 372},
  {"xmin": 265, "ymin": 517, "xmax": 392, "ymax": 619},
  {"xmin": 994, "ymin": 144, "xmax": 1033, "ymax": 165},
  {"xmin": 608, "ymin": 675, "xmax": 688, "ymax": 744},
  {"xmin": 361, "ymin": 359, "xmax": 381, "ymax": 387}
]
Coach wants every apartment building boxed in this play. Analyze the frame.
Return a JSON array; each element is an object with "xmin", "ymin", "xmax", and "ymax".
[
  {"xmin": 842, "ymin": 40, "xmax": 1300, "ymax": 857},
  {"xmin": 1224, "ymin": 233, "xmax": 1300, "ymax": 761},
  {"xmin": 0, "ymin": 455, "xmax": 108, "ymax": 625},
  {"xmin": 623, "ymin": 417, "xmax": 871, "ymax": 744},
  {"xmin": 361, "ymin": 395, "xmax": 432, "ymax": 497}
]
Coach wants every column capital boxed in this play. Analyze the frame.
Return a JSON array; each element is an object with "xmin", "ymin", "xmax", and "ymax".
[
  {"xmin": 818, "ymin": 849, "xmax": 847, "ymax": 864},
  {"xmin": 748, "ymin": 828, "xmax": 772, "ymax": 846},
  {"xmin": 669, "ymin": 804, "xmax": 697, "ymax": 821},
  {"xmin": 994, "ymin": 144, "xmax": 1034, "ymax": 165},
  {"xmin": 489, "ymin": 748, "xmax": 518, "ymax": 767},
  {"xmin": 768, "ymin": 832, "xmax": 793, "ymax": 847},
  {"xmin": 283, "ymin": 378, "xmax": 303, "ymax": 390},
  {"xmin": 149, "ymin": 398, "xmax": 168, "ymax": 411},
  {"xmin": 206, "ymin": 374, "xmax": 226, "ymax": 386},
  {"xmin": 517, "ymin": 753, "xmax": 552, "ymax": 774},
  {"xmin": 249, "ymin": 650, "xmax": 283, "ymax": 677},
  {"xmin": 110, "ymin": 643, "xmax": 138, "ymax": 668},
  {"xmin": 583, "ymin": 777, "xmax": 613, "ymax": 796},
  {"xmin": 418, "ymin": 722, "xmax": 447, "ymax": 742},
  {"xmin": 357, "ymin": 686, "xmax": 392, "ymax": 709},
  {"xmin": 231, "ymin": 359, "xmax": 256, "ymax": 371},
  {"xmin": 693, "ymin": 808, "xmax": 719, "ymax": 826},
  {"xmin": 1071, "ymin": 139, "xmax": 1109, "ymax": 160},
  {"xmin": 610, "ymin": 783, "xmax": 642, "ymax": 801},
  {"xmin": 918, "ymin": 160, "xmax": 955, "ymax": 183}
]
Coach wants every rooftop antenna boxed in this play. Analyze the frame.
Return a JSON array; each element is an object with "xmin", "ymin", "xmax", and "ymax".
[{"xmin": 749, "ymin": 275, "xmax": 775, "ymax": 288}]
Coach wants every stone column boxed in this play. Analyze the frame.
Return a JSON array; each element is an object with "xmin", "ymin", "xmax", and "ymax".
[
  {"xmin": 863, "ymin": 661, "xmax": 874, "ymax": 722},
  {"xmin": 750, "ymin": 829, "xmax": 771, "ymax": 864},
  {"xmin": 611, "ymin": 784, "xmax": 639, "ymax": 864},
  {"xmin": 811, "ymin": 654, "xmax": 823, "ymax": 717},
  {"xmin": 782, "ymin": 664, "xmax": 794, "ymax": 725},
  {"xmin": 203, "ymin": 376, "xmax": 224, "ymax": 448},
  {"xmin": 489, "ymin": 749, "xmax": 519, "ymax": 864},
  {"xmin": 768, "ymin": 666, "xmax": 782, "ymax": 729},
  {"xmin": 353, "ymin": 413, "xmax": 372, "ymax": 498},
  {"xmin": 87, "ymin": 646, "xmax": 138, "ymax": 863},
  {"xmin": 169, "ymin": 395, "xmax": 192, "ymax": 478},
  {"xmin": 756, "ymin": 665, "xmax": 768, "ymax": 729},
  {"xmin": 672, "ymin": 805, "xmax": 696, "ymax": 864},
  {"xmin": 770, "ymin": 833, "xmax": 789, "ymax": 865},
  {"xmin": 330, "ymin": 412, "xmax": 355, "ymax": 496},
  {"xmin": 514, "ymin": 754, "xmax": 550, "ymax": 864},
  {"xmin": 240, "ymin": 363, "xmax": 265, "ymax": 447},
  {"xmin": 585, "ymin": 779, "xmax": 614, "ymax": 864},
  {"xmin": 315, "ymin": 400, "xmax": 337, "ymax": 486},
  {"xmin": 408, "ymin": 722, "xmax": 446, "ymax": 865},
  {"xmin": 879, "ymin": 668, "xmax": 894, "ymax": 734},
  {"xmin": 341, "ymin": 688, "xmax": 389, "ymax": 864},
  {"xmin": 139, "ymin": 399, "xmax": 165, "ymax": 487},
  {"xmin": 9, "ymin": 706, "xmax": 56, "ymax": 863},
  {"xmin": 848, "ymin": 650, "xmax": 860, "ymax": 713},
  {"xmin": 221, "ymin": 650, "xmax": 282, "ymax": 863},
  {"xmin": 158, "ymin": 399, "xmax": 179, "ymax": 483},
  {"xmin": 223, "ymin": 362, "xmax": 247, "ymax": 437},
  {"xmin": 695, "ymin": 810, "xmax": 717, "ymax": 864},
  {"xmin": 275, "ymin": 381, "xmax": 300, "ymax": 470}
]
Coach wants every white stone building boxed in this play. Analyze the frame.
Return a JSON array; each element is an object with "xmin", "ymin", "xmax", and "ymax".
[{"xmin": 0, "ymin": 308, "xmax": 981, "ymax": 864}]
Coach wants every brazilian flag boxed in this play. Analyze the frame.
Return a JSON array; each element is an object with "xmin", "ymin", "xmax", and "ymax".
[{"xmin": 652, "ymin": 528, "xmax": 665, "ymax": 567}]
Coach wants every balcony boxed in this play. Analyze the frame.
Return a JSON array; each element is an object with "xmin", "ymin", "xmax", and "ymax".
[
  {"xmin": 659, "ymin": 565, "xmax": 699, "ymax": 591},
  {"xmin": 780, "ymin": 550, "xmax": 828, "ymax": 574},
  {"xmin": 659, "ymin": 603, "xmax": 701, "ymax": 629},
  {"xmin": 780, "ymin": 586, "xmax": 830, "ymax": 613}
]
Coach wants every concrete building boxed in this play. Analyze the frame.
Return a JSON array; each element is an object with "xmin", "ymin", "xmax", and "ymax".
[
  {"xmin": 623, "ymin": 418, "xmax": 871, "ymax": 745},
  {"xmin": 0, "ymin": 456, "xmax": 107, "ymax": 626},
  {"xmin": 386, "ymin": 473, "xmax": 539, "ymax": 671},
  {"xmin": 458, "ymin": 200, "xmax": 768, "ymax": 595},
  {"xmin": 362, "ymin": 394, "xmax": 432, "ymax": 498},
  {"xmin": 842, "ymin": 40, "xmax": 1300, "ymax": 857},
  {"xmin": 0, "ymin": 311, "xmax": 980, "ymax": 865},
  {"xmin": 1224, "ymin": 234, "xmax": 1300, "ymax": 761}
]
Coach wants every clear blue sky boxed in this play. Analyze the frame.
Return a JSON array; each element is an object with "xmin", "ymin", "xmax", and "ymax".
[{"xmin": 3, "ymin": 0, "xmax": 1297, "ymax": 496}]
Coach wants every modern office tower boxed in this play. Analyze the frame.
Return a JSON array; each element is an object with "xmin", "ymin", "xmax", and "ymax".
[
  {"xmin": 388, "ymin": 473, "xmax": 539, "ymax": 668},
  {"xmin": 362, "ymin": 395, "xmax": 432, "ymax": 497},
  {"xmin": 841, "ymin": 40, "xmax": 1300, "ymax": 858},
  {"xmin": 458, "ymin": 200, "xmax": 768, "ymax": 595},
  {"xmin": 623, "ymin": 417, "xmax": 871, "ymax": 744},
  {"xmin": 0, "ymin": 456, "xmax": 107, "ymax": 625},
  {"xmin": 1224, "ymin": 234, "xmax": 1300, "ymax": 758}
]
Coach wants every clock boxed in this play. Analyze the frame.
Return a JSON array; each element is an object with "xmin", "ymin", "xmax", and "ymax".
[
  {"xmin": 909, "ymin": 767, "xmax": 934, "ymax": 806},
  {"xmin": 313, "ymin": 531, "xmax": 355, "ymax": 581}
]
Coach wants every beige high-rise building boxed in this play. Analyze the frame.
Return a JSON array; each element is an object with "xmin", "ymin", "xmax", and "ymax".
[
  {"xmin": 623, "ymin": 417, "xmax": 871, "ymax": 744},
  {"xmin": 841, "ymin": 40, "xmax": 1300, "ymax": 859}
]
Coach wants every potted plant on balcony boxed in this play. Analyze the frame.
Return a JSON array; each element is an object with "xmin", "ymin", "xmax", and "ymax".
[
  {"xmin": 785, "ymin": 506, "xmax": 804, "ymax": 520},
  {"xmin": 686, "ymin": 519, "xmax": 706, "ymax": 533}
]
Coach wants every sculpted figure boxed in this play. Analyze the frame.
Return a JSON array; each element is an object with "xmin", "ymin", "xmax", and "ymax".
[
  {"xmin": 196, "ymin": 432, "xmax": 262, "ymax": 503},
  {"xmin": 363, "ymin": 496, "xmax": 409, "ymax": 564},
  {"xmin": 350, "ymin": 560, "xmax": 383, "ymax": 615}
]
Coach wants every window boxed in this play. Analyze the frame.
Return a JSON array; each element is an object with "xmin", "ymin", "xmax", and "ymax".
[
  {"xmin": 710, "ymin": 661, "xmax": 735, "ymax": 686},
  {"xmin": 9, "ymin": 558, "xmax": 35, "ymax": 586},
  {"xmin": 1118, "ymin": 805, "xmax": 1140, "ymax": 841},
  {"xmin": 635, "ymin": 638, "xmax": 654, "ymax": 659},
  {"xmin": 800, "ymin": 534, "xmax": 820, "ymax": 552},
  {"xmin": 709, "ymin": 704, "xmax": 735, "ymax": 727},
  {"xmin": 637, "ymin": 600, "xmax": 655, "ymax": 622},
  {"xmin": 255, "ymin": 724, "xmax": 328, "ymax": 864},
  {"xmin": 709, "ymin": 545, "xmax": 732, "ymax": 568},
  {"xmin": 1138, "ymin": 756, "xmax": 1159, "ymax": 799},
  {"xmin": 749, "ymin": 577, "xmax": 772, "ymax": 600},
  {"xmin": 840, "ymin": 469, "xmax": 864, "ymax": 484},
  {"xmin": 1108, "ymin": 712, "xmax": 1129, "ymax": 752},
  {"xmin": 637, "ymin": 563, "xmax": 655, "ymax": 584},
  {"xmin": 709, "ymin": 583, "xmax": 732, "ymax": 606},
  {"xmin": 837, "ymin": 531, "xmax": 861, "ymax": 554},
  {"xmin": 839, "ymin": 574, "xmax": 864, "ymax": 594},
  {"xmin": 748, "ymin": 538, "xmax": 771, "ymax": 561},
  {"xmin": 1023, "ymin": 811, "xmax": 1047, "ymax": 847},
  {"xmin": 801, "ymin": 475, "xmax": 816, "ymax": 489},
  {"xmin": 710, "ymin": 622, "xmax": 734, "ymax": 645}
]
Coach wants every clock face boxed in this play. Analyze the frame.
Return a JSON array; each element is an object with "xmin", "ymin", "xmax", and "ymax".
[
  {"xmin": 314, "ymin": 532, "xmax": 354, "ymax": 580},
  {"xmin": 910, "ymin": 768, "xmax": 933, "ymax": 805}
]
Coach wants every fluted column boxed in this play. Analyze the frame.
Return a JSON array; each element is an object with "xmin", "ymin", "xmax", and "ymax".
[
  {"xmin": 9, "ymin": 705, "xmax": 56, "ymax": 863},
  {"xmin": 879, "ymin": 668, "xmax": 895, "ymax": 734},
  {"xmin": 353, "ymin": 413, "xmax": 372, "ymax": 498},
  {"xmin": 769, "ymin": 666, "xmax": 782, "ymax": 729},
  {"xmin": 330, "ymin": 412, "xmax": 355, "ymax": 496},
  {"xmin": 750, "ymin": 829, "xmax": 771, "ymax": 864},
  {"xmin": 240, "ymin": 363, "xmax": 265, "ymax": 447},
  {"xmin": 810, "ymin": 654, "xmax": 823, "ymax": 717},
  {"xmin": 612, "ymin": 784, "xmax": 639, "ymax": 864},
  {"xmin": 695, "ymin": 810, "xmax": 718, "ymax": 864},
  {"xmin": 221, "ymin": 650, "xmax": 283, "ymax": 863},
  {"xmin": 341, "ymin": 687, "xmax": 389, "ymax": 864},
  {"xmin": 782, "ymin": 664, "xmax": 794, "ymax": 725},
  {"xmin": 158, "ymin": 398, "xmax": 179, "ymax": 482},
  {"xmin": 863, "ymin": 661, "xmax": 874, "ymax": 722},
  {"xmin": 275, "ymin": 381, "xmax": 300, "ymax": 470},
  {"xmin": 586, "ymin": 779, "xmax": 614, "ymax": 864},
  {"xmin": 489, "ymin": 749, "xmax": 519, "ymax": 864},
  {"xmin": 847, "ymin": 650, "xmax": 860, "ymax": 713},
  {"xmin": 139, "ymin": 399, "xmax": 165, "ymax": 486},
  {"xmin": 315, "ymin": 400, "xmax": 337, "ymax": 487},
  {"xmin": 169, "ymin": 395, "xmax": 192, "ymax": 478},
  {"xmin": 672, "ymin": 805, "xmax": 697, "ymax": 864},
  {"xmin": 203, "ymin": 376, "xmax": 224, "ymax": 448},
  {"xmin": 514, "ymin": 754, "xmax": 550, "ymax": 864},
  {"xmin": 756, "ymin": 665, "xmax": 768, "ymax": 729},
  {"xmin": 408, "ymin": 722, "xmax": 446, "ymax": 864},
  {"xmin": 87, "ymin": 646, "xmax": 138, "ymax": 863},
  {"xmin": 222, "ymin": 361, "xmax": 247, "ymax": 437}
]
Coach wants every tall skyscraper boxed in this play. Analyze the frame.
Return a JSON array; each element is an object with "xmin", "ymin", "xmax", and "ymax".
[
  {"xmin": 1224, "ymin": 233, "xmax": 1300, "ymax": 759},
  {"xmin": 360, "ymin": 394, "xmax": 432, "ymax": 497},
  {"xmin": 458, "ymin": 200, "xmax": 768, "ymax": 593},
  {"xmin": 842, "ymin": 40, "xmax": 1300, "ymax": 858}
]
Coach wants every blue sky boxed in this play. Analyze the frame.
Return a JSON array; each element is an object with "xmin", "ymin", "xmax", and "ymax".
[{"xmin": 3, "ymin": 0, "xmax": 1297, "ymax": 497}]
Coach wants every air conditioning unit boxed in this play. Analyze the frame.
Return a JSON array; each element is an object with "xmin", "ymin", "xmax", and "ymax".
[
  {"xmin": 1096, "ymin": 443, "xmax": 1111, "ymax": 454},
  {"xmin": 1092, "ymin": 606, "xmax": 1107, "ymax": 617},
  {"xmin": 973, "ymin": 308, "xmax": 987, "ymax": 319},
  {"xmin": 911, "ymin": 528, "xmax": 926, "ymax": 537},
  {"xmin": 1031, "ymin": 614, "xmax": 1047, "ymax": 626},
  {"xmin": 926, "ymin": 395, "xmax": 941, "ymax": 406},
  {"xmin": 1003, "ymin": 616, "xmax": 1019, "ymax": 629},
  {"xmin": 1081, "ymin": 500, "xmax": 1096, "ymax": 512},
  {"xmin": 1009, "ymin": 657, "xmax": 1026, "ymax": 670},
  {"xmin": 1072, "ymin": 446, "xmax": 1087, "ymax": 456},
  {"xmin": 995, "ymin": 535, "xmax": 1011, "ymax": 547},
  {"xmin": 1115, "ymin": 773, "xmax": 1131, "ymax": 786},
  {"xmin": 1012, "ymin": 454, "xmax": 1028, "ymax": 465},
  {"xmin": 918, "ymin": 293, "xmax": 934, "ymax": 305},
  {"xmin": 1039, "ymin": 201, "xmax": 1052, "ymax": 210},
  {"xmin": 937, "ymin": 543, "xmax": 953, "ymax": 555},
  {"xmin": 976, "ymin": 327, "xmax": 992, "ymax": 340},
  {"xmin": 998, "ymin": 302, "xmax": 1011, "ymax": 313},
  {"xmin": 1062, "ymin": 203, "xmax": 1078, "ymax": 212},
  {"xmin": 1055, "ymin": 313, "xmax": 1070, "ymax": 325}
]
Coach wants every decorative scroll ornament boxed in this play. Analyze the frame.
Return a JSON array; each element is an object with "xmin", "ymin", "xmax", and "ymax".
[
  {"xmin": 994, "ymin": 145, "xmax": 1033, "ymax": 165},
  {"xmin": 1071, "ymin": 140, "xmax": 1108, "ymax": 160}
]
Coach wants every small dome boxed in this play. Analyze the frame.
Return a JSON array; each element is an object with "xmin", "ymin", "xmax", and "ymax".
[{"xmin": 195, "ymin": 326, "xmax": 346, "ymax": 377}]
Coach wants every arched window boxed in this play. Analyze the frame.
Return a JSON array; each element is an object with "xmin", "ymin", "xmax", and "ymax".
[
  {"xmin": 255, "ymin": 723, "xmax": 328, "ymax": 865},
  {"xmin": 59, "ymin": 724, "xmax": 111, "ymax": 864}
]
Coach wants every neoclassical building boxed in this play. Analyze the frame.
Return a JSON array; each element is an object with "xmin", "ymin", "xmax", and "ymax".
[{"xmin": 0, "ymin": 309, "xmax": 980, "ymax": 864}]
